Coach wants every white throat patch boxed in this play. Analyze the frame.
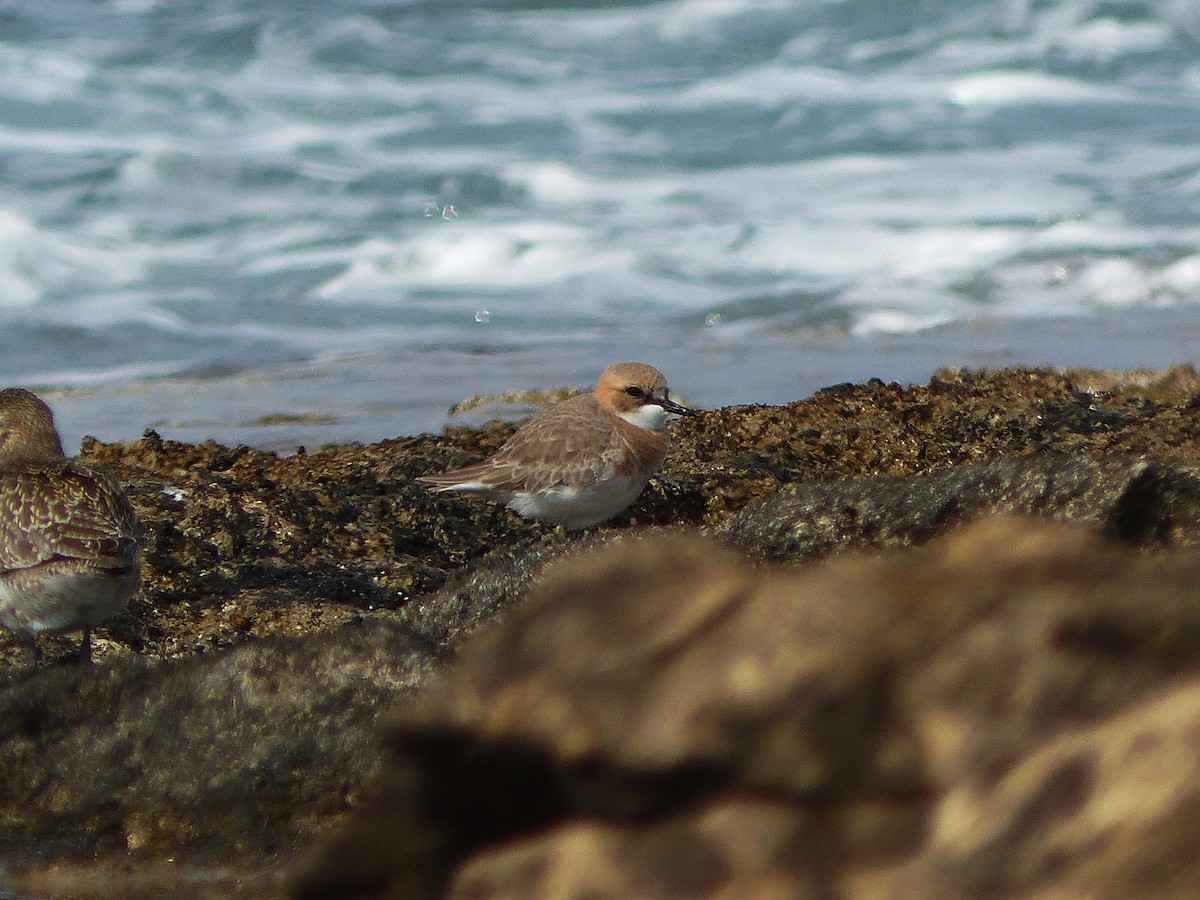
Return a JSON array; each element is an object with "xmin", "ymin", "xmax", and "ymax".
[{"xmin": 621, "ymin": 401, "xmax": 669, "ymax": 431}]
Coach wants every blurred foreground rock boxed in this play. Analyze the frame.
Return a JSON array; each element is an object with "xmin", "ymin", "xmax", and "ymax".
[
  {"xmin": 3, "ymin": 365, "xmax": 1200, "ymax": 897},
  {"xmin": 295, "ymin": 520, "xmax": 1200, "ymax": 899}
]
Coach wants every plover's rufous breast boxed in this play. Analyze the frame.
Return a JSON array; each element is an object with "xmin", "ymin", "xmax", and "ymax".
[
  {"xmin": 0, "ymin": 388, "xmax": 140, "ymax": 662},
  {"xmin": 417, "ymin": 362, "xmax": 695, "ymax": 529}
]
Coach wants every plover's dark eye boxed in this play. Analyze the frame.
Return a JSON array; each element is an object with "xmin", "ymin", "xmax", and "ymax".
[{"xmin": 624, "ymin": 386, "xmax": 645, "ymax": 399}]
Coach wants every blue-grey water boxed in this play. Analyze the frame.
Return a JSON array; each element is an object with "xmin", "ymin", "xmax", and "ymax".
[{"xmin": 3, "ymin": 0, "xmax": 1200, "ymax": 451}]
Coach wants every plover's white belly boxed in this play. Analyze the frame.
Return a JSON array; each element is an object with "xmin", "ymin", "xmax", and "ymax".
[{"xmin": 507, "ymin": 474, "xmax": 647, "ymax": 530}]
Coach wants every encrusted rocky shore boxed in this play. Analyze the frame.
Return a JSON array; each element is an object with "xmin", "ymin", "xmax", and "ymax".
[{"xmin": 5, "ymin": 365, "xmax": 1200, "ymax": 897}]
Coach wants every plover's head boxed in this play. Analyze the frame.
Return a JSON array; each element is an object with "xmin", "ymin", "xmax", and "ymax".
[
  {"xmin": 596, "ymin": 362, "xmax": 695, "ymax": 430},
  {"xmin": 0, "ymin": 388, "xmax": 66, "ymax": 467}
]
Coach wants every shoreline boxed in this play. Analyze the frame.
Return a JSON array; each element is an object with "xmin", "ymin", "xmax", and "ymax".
[
  {"xmin": 5, "ymin": 363, "xmax": 1200, "ymax": 897},
  {"xmin": 30, "ymin": 304, "xmax": 1200, "ymax": 455}
]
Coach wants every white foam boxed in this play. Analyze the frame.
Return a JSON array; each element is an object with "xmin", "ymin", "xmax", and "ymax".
[
  {"xmin": 0, "ymin": 45, "xmax": 92, "ymax": 102},
  {"xmin": 0, "ymin": 210, "xmax": 41, "ymax": 306},
  {"xmin": 1155, "ymin": 254, "xmax": 1200, "ymax": 295},
  {"xmin": 948, "ymin": 71, "xmax": 1118, "ymax": 105},
  {"xmin": 509, "ymin": 163, "xmax": 594, "ymax": 206},
  {"xmin": 1055, "ymin": 18, "xmax": 1172, "ymax": 62},
  {"xmin": 313, "ymin": 222, "xmax": 640, "ymax": 300},
  {"xmin": 0, "ymin": 209, "xmax": 153, "ymax": 308},
  {"xmin": 675, "ymin": 63, "xmax": 856, "ymax": 107},
  {"xmin": 851, "ymin": 309, "xmax": 957, "ymax": 337},
  {"xmin": 1076, "ymin": 258, "xmax": 1153, "ymax": 308},
  {"xmin": 0, "ymin": 0, "xmax": 1194, "ymax": 439},
  {"xmin": 23, "ymin": 359, "xmax": 190, "ymax": 387}
]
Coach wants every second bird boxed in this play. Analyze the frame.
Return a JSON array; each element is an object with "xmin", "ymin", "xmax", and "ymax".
[
  {"xmin": 0, "ymin": 388, "xmax": 141, "ymax": 662},
  {"xmin": 418, "ymin": 362, "xmax": 694, "ymax": 529}
]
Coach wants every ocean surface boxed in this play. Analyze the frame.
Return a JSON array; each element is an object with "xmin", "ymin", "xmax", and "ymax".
[{"xmin": 3, "ymin": 0, "xmax": 1200, "ymax": 451}]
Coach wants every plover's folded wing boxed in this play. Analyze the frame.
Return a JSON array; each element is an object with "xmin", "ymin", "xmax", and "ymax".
[{"xmin": 417, "ymin": 395, "xmax": 611, "ymax": 493}]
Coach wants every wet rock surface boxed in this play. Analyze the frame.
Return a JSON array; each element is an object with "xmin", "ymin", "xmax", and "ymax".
[
  {"xmin": 293, "ymin": 521, "xmax": 1200, "ymax": 899},
  {"xmin": 3, "ymin": 365, "xmax": 1200, "ymax": 897},
  {"xmin": 721, "ymin": 454, "xmax": 1200, "ymax": 560}
]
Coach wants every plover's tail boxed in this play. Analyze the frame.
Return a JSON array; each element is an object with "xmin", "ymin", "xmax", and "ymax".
[{"xmin": 417, "ymin": 463, "xmax": 511, "ymax": 496}]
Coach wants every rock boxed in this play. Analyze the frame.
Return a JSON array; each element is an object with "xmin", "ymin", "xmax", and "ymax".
[
  {"xmin": 721, "ymin": 454, "xmax": 1200, "ymax": 561},
  {"xmin": 293, "ymin": 518, "xmax": 1200, "ymax": 898},
  {"xmin": 0, "ymin": 618, "xmax": 436, "ymax": 897},
  {"xmin": 870, "ymin": 676, "xmax": 1200, "ymax": 898},
  {"xmin": 7, "ymin": 366, "xmax": 1200, "ymax": 895},
  {"xmin": 12, "ymin": 364, "xmax": 1200, "ymax": 667},
  {"xmin": 396, "ymin": 529, "xmax": 618, "ymax": 650}
]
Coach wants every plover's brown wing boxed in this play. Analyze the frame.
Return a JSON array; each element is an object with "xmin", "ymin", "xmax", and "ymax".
[
  {"xmin": 418, "ymin": 395, "xmax": 626, "ymax": 494},
  {"xmin": 0, "ymin": 465, "xmax": 139, "ymax": 573},
  {"xmin": 479, "ymin": 396, "xmax": 662, "ymax": 493}
]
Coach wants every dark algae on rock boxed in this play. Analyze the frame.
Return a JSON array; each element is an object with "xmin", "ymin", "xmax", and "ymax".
[{"xmin": 4, "ymin": 366, "xmax": 1200, "ymax": 897}]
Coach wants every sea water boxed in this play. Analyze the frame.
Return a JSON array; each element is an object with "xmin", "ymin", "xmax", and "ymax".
[{"xmin": 2, "ymin": 0, "xmax": 1199, "ymax": 450}]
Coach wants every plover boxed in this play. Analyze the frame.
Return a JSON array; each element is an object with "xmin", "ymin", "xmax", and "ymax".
[
  {"xmin": 418, "ymin": 362, "xmax": 695, "ymax": 529},
  {"xmin": 0, "ymin": 388, "xmax": 140, "ymax": 662}
]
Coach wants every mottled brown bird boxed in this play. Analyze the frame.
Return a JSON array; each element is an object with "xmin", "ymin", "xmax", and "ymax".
[
  {"xmin": 0, "ymin": 388, "xmax": 140, "ymax": 662},
  {"xmin": 418, "ymin": 362, "xmax": 694, "ymax": 529}
]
